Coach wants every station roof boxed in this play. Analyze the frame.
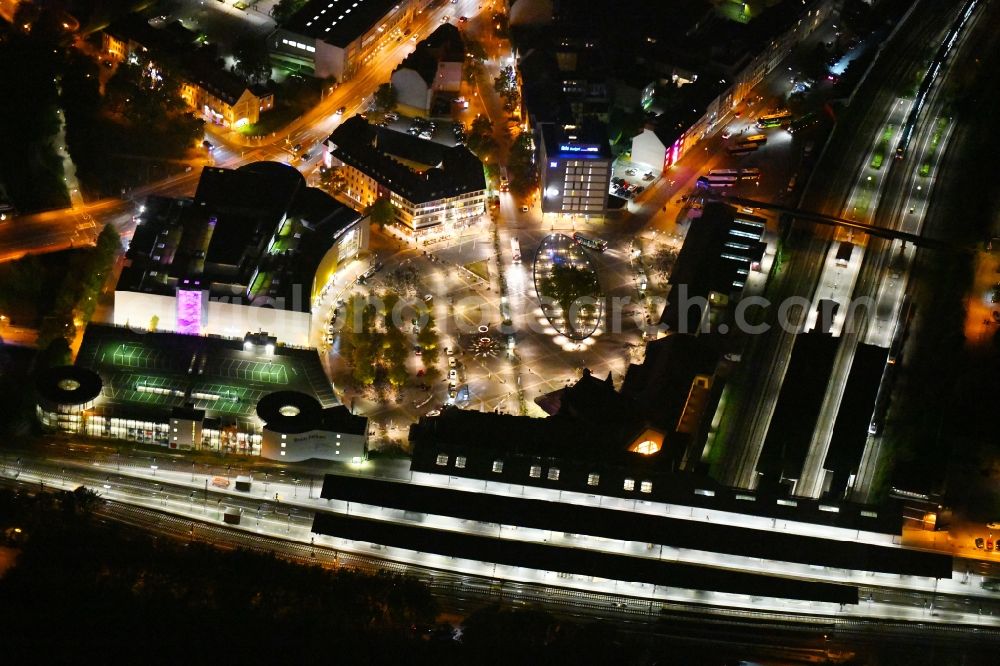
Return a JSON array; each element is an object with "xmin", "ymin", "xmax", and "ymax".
[
  {"xmin": 311, "ymin": 511, "xmax": 857, "ymax": 603},
  {"xmin": 757, "ymin": 329, "xmax": 840, "ymax": 483},
  {"xmin": 319, "ymin": 475, "xmax": 952, "ymax": 580}
]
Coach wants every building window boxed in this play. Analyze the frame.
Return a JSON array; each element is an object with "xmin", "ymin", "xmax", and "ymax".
[
  {"xmin": 529, "ymin": 464, "xmax": 541, "ymax": 478},
  {"xmin": 455, "ymin": 455, "xmax": 466, "ymax": 469},
  {"xmin": 547, "ymin": 467, "xmax": 560, "ymax": 481},
  {"xmin": 587, "ymin": 473, "xmax": 600, "ymax": 486},
  {"xmin": 436, "ymin": 454, "xmax": 449, "ymax": 466},
  {"xmin": 492, "ymin": 460, "xmax": 504, "ymax": 473},
  {"xmin": 623, "ymin": 478, "xmax": 635, "ymax": 492},
  {"xmin": 640, "ymin": 480, "xmax": 653, "ymax": 494}
]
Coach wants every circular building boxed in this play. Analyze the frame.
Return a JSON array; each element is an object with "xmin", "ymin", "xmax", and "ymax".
[
  {"xmin": 36, "ymin": 366, "xmax": 103, "ymax": 429},
  {"xmin": 256, "ymin": 390, "xmax": 368, "ymax": 463},
  {"xmin": 256, "ymin": 390, "xmax": 324, "ymax": 434}
]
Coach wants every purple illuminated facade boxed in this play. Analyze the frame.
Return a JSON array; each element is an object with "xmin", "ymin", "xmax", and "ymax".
[{"xmin": 176, "ymin": 281, "xmax": 206, "ymax": 336}]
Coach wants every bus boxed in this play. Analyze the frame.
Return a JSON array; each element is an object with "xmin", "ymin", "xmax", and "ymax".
[
  {"xmin": 510, "ymin": 237, "xmax": 521, "ymax": 264},
  {"xmin": 742, "ymin": 134, "xmax": 768, "ymax": 145},
  {"xmin": 698, "ymin": 174, "xmax": 737, "ymax": 188},
  {"xmin": 573, "ymin": 232, "xmax": 608, "ymax": 252},
  {"xmin": 739, "ymin": 167, "xmax": 761, "ymax": 181},
  {"xmin": 498, "ymin": 166, "xmax": 509, "ymax": 192},
  {"xmin": 756, "ymin": 110, "xmax": 793, "ymax": 129},
  {"xmin": 787, "ymin": 112, "xmax": 818, "ymax": 134},
  {"xmin": 708, "ymin": 169, "xmax": 740, "ymax": 177}
]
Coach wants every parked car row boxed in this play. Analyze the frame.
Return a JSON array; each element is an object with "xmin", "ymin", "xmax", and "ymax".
[
  {"xmin": 611, "ymin": 177, "xmax": 644, "ymax": 199},
  {"xmin": 409, "ymin": 117, "xmax": 436, "ymax": 139}
]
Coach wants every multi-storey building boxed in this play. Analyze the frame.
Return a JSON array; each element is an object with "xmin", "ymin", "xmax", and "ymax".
[
  {"xmin": 269, "ymin": 0, "xmax": 423, "ymax": 81},
  {"xmin": 538, "ymin": 122, "xmax": 613, "ymax": 219},
  {"xmin": 324, "ymin": 116, "xmax": 486, "ymax": 235}
]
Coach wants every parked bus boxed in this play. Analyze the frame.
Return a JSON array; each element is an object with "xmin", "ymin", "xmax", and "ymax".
[
  {"xmin": 698, "ymin": 174, "xmax": 737, "ymax": 188},
  {"xmin": 573, "ymin": 232, "xmax": 608, "ymax": 252},
  {"xmin": 708, "ymin": 169, "xmax": 740, "ymax": 177},
  {"xmin": 756, "ymin": 110, "xmax": 793, "ymax": 129},
  {"xmin": 510, "ymin": 237, "xmax": 521, "ymax": 263},
  {"xmin": 787, "ymin": 112, "xmax": 818, "ymax": 134},
  {"xmin": 742, "ymin": 134, "xmax": 768, "ymax": 145}
]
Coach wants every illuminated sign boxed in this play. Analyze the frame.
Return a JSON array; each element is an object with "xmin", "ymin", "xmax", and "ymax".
[{"xmin": 558, "ymin": 144, "xmax": 600, "ymax": 154}]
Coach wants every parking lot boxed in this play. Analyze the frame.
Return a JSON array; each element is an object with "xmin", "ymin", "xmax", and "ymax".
[
  {"xmin": 374, "ymin": 112, "xmax": 468, "ymax": 148},
  {"xmin": 151, "ymin": 0, "xmax": 276, "ymax": 54}
]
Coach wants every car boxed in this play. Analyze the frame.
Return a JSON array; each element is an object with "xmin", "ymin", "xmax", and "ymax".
[
  {"xmin": 441, "ymin": 16, "xmax": 449, "ymax": 22},
  {"xmin": 426, "ymin": 409, "xmax": 441, "ymax": 417},
  {"xmin": 385, "ymin": 111, "xmax": 399, "ymax": 121},
  {"xmin": 335, "ymin": 106, "xmax": 346, "ymax": 116},
  {"xmin": 417, "ymin": 369, "xmax": 425, "ymax": 377},
  {"xmin": 458, "ymin": 16, "xmax": 468, "ymax": 22},
  {"xmin": 988, "ymin": 522, "xmax": 1000, "ymax": 530},
  {"xmin": 625, "ymin": 168, "xmax": 636, "ymax": 176},
  {"xmin": 989, "ymin": 539, "xmax": 996, "ymax": 551},
  {"xmin": 634, "ymin": 185, "xmax": 645, "ymax": 194},
  {"xmin": 300, "ymin": 152, "xmax": 311, "ymax": 160},
  {"xmin": 722, "ymin": 130, "xmax": 732, "ymax": 139},
  {"xmin": 291, "ymin": 143, "xmax": 303, "ymax": 152},
  {"xmin": 445, "ymin": 346, "xmax": 454, "ymax": 356},
  {"xmin": 449, "ymin": 369, "xmax": 457, "ymax": 380},
  {"xmin": 448, "ymin": 357, "xmax": 456, "ymax": 368},
  {"xmin": 414, "ymin": 346, "xmax": 422, "ymax": 356},
  {"xmin": 521, "ymin": 205, "xmax": 529, "ymax": 213},
  {"xmin": 202, "ymin": 140, "xmax": 214, "ymax": 150},
  {"xmin": 976, "ymin": 537, "xmax": 986, "ymax": 549}
]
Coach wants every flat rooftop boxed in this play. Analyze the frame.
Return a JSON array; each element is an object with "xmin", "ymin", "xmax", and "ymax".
[
  {"xmin": 119, "ymin": 162, "xmax": 362, "ymax": 313},
  {"xmin": 284, "ymin": 0, "xmax": 400, "ymax": 47}
]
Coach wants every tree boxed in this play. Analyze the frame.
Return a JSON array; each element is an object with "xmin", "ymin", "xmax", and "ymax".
[
  {"xmin": 270, "ymin": 0, "xmax": 307, "ymax": 24},
  {"xmin": 365, "ymin": 198, "xmax": 396, "ymax": 229},
  {"xmin": 464, "ymin": 38, "xmax": 487, "ymax": 62},
  {"xmin": 416, "ymin": 310, "xmax": 440, "ymax": 366},
  {"xmin": 466, "ymin": 114, "xmax": 498, "ymax": 161},
  {"xmin": 374, "ymin": 82, "xmax": 398, "ymax": 112},
  {"xmin": 233, "ymin": 36, "xmax": 272, "ymax": 85},
  {"xmin": 39, "ymin": 337, "xmax": 72, "ymax": 368},
  {"xmin": 507, "ymin": 131, "xmax": 537, "ymax": 196}
]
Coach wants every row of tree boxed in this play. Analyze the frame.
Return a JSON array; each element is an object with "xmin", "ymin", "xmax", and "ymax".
[{"xmin": 338, "ymin": 292, "xmax": 440, "ymax": 389}]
